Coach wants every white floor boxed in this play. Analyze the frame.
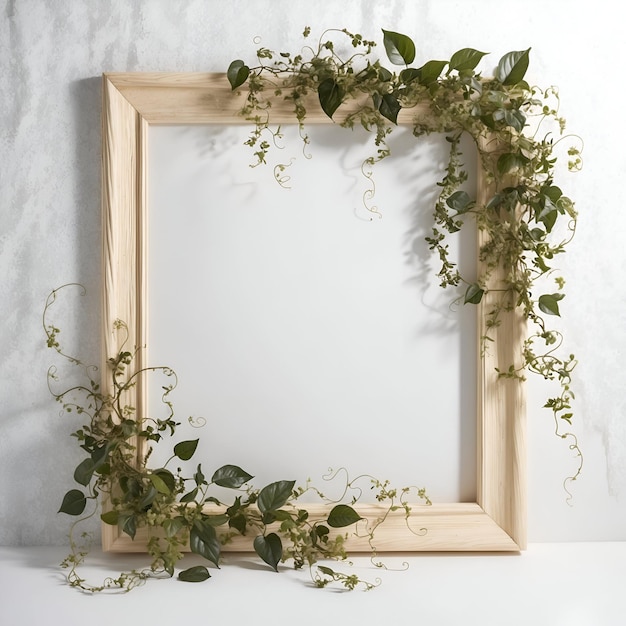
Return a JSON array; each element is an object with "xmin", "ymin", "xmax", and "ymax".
[{"xmin": 0, "ymin": 544, "xmax": 623, "ymax": 625}]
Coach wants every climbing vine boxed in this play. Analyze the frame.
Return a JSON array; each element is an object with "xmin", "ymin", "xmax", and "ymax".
[
  {"xmin": 228, "ymin": 27, "xmax": 582, "ymax": 490},
  {"xmin": 52, "ymin": 26, "xmax": 583, "ymax": 593}
]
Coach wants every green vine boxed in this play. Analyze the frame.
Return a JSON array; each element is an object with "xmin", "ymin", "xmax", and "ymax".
[
  {"xmin": 47, "ymin": 284, "xmax": 430, "ymax": 591},
  {"xmin": 52, "ymin": 26, "xmax": 584, "ymax": 592},
  {"xmin": 228, "ymin": 27, "xmax": 583, "ymax": 494}
]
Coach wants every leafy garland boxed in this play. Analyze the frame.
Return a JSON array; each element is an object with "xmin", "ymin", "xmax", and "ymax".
[
  {"xmin": 51, "ymin": 27, "xmax": 583, "ymax": 592},
  {"xmin": 47, "ymin": 285, "xmax": 430, "ymax": 592},
  {"xmin": 228, "ymin": 27, "xmax": 582, "ymax": 484}
]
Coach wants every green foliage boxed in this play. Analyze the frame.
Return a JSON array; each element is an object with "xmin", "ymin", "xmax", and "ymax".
[
  {"xmin": 48, "ymin": 25, "xmax": 585, "ymax": 594},
  {"xmin": 211, "ymin": 464, "xmax": 254, "ymax": 488},
  {"xmin": 228, "ymin": 27, "xmax": 583, "ymax": 499},
  {"xmin": 327, "ymin": 504, "xmax": 363, "ymax": 528},
  {"xmin": 46, "ymin": 287, "xmax": 429, "ymax": 594},
  {"xmin": 253, "ymin": 533, "xmax": 283, "ymax": 571},
  {"xmin": 178, "ymin": 565, "xmax": 211, "ymax": 582},
  {"xmin": 382, "ymin": 29, "xmax": 415, "ymax": 65},
  {"xmin": 173, "ymin": 439, "xmax": 199, "ymax": 461}
]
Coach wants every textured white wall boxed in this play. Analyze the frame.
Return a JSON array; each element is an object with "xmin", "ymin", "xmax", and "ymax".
[{"xmin": 1, "ymin": 0, "xmax": 624, "ymax": 545}]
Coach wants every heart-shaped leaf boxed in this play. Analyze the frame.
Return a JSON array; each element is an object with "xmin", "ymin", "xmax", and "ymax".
[
  {"xmin": 58, "ymin": 489, "xmax": 86, "ymax": 516},
  {"xmin": 73, "ymin": 458, "xmax": 95, "ymax": 486},
  {"xmin": 253, "ymin": 533, "xmax": 283, "ymax": 571},
  {"xmin": 174, "ymin": 439, "xmax": 199, "ymax": 461},
  {"xmin": 382, "ymin": 29, "xmax": 415, "ymax": 65},
  {"xmin": 227, "ymin": 60, "xmax": 250, "ymax": 90},
  {"xmin": 464, "ymin": 283, "xmax": 484, "ymax": 305},
  {"xmin": 378, "ymin": 93, "xmax": 401, "ymax": 124},
  {"xmin": 538, "ymin": 293, "xmax": 564, "ymax": 316},
  {"xmin": 190, "ymin": 521, "xmax": 221, "ymax": 567},
  {"xmin": 446, "ymin": 190, "xmax": 473, "ymax": 214},
  {"xmin": 318, "ymin": 78, "xmax": 344, "ymax": 119}
]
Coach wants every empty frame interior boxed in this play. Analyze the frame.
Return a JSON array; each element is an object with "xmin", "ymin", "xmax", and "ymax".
[{"xmin": 101, "ymin": 73, "xmax": 526, "ymax": 552}]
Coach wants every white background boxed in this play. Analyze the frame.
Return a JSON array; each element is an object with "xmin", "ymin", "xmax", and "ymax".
[
  {"xmin": 148, "ymin": 124, "xmax": 477, "ymax": 503},
  {"xmin": 1, "ymin": 0, "xmax": 624, "ymax": 548}
]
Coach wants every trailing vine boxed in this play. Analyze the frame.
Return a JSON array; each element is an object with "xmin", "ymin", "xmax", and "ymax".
[
  {"xmin": 227, "ymin": 27, "xmax": 583, "ymax": 493},
  {"xmin": 52, "ymin": 26, "xmax": 584, "ymax": 592},
  {"xmin": 47, "ymin": 284, "xmax": 430, "ymax": 591}
]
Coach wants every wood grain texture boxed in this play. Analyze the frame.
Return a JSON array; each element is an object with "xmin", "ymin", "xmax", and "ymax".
[{"xmin": 101, "ymin": 73, "xmax": 526, "ymax": 553}]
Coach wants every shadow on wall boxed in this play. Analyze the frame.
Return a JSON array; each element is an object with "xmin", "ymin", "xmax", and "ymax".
[{"xmin": 69, "ymin": 76, "xmax": 102, "ymax": 298}]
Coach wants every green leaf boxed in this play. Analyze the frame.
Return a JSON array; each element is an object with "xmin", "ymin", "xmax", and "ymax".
[
  {"xmin": 227, "ymin": 60, "xmax": 250, "ymax": 90},
  {"xmin": 318, "ymin": 78, "xmax": 344, "ymax": 119},
  {"xmin": 228, "ymin": 514, "xmax": 247, "ymax": 535},
  {"xmin": 120, "ymin": 475, "xmax": 141, "ymax": 498},
  {"xmin": 538, "ymin": 293, "xmax": 564, "ymax": 316},
  {"xmin": 529, "ymin": 227, "xmax": 546, "ymax": 241},
  {"xmin": 544, "ymin": 185, "xmax": 563, "ymax": 203},
  {"xmin": 503, "ymin": 109, "xmax": 526, "ymax": 132},
  {"xmin": 315, "ymin": 524, "xmax": 329, "ymax": 538},
  {"xmin": 448, "ymin": 48, "xmax": 488, "ymax": 73},
  {"xmin": 227, "ymin": 496, "xmax": 242, "ymax": 516},
  {"xmin": 496, "ymin": 48, "xmax": 531, "ymax": 85},
  {"xmin": 382, "ymin": 29, "xmax": 415, "ymax": 65},
  {"xmin": 257, "ymin": 480, "xmax": 296, "ymax": 513},
  {"xmin": 446, "ymin": 190, "xmax": 473, "ymax": 214},
  {"xmin": 415, "ymin": 59, "xmax": 447, "ymax": 85},
  {"xmin": 58, "ymin": 489, "xmax": 87, "ymax": 516},
  {"xmin": 253, "ymin": 533, "xmax": 283, "ymax": 571},
  {"xmin": 211, "ymin": 464, "xmax": 254, "ymax": 489},
  {"xmin": 163, "ymin": 516, "xmax": 185, "ymax": 538},
  {"xmin": 464, "ymin": 283, "xmax": 484, "ymax": 305},
  {"xmin": 139, "ymin": 484, "xmax": 157, "ymax": 509},
  {"xmin": 399, "ymin": 67, "xmax": 420, "ymax": 84},
  {"xmin": 327, "ymin": 504, "xmax": 363, "ymax": 528},
  {"xmin": 90, "ymin": 443, "xmax": 109, "ymax": 468},
  {"xmin": 262, "ymin": 511, "xmax": 276, "ymax": 525},
  {"xmin": 497, "ymin": 152, "xmax": 529, "ymax": 175},
  {"xmin": 378, "ymin": 93, "xmax": 401, "ymax": 124},
  {"xmin": 272, "ymin": 509, "xmax": 293, "ymax": 522},
  {"xmin": 73, "ymin": 458, "xmax": 95, "ymax": 486},
  {"xmin": 155, "ymin": 468, "xmax": 176, "ymax": 492},
  {"xmin": 180, "ymin": 487, "xmax": 199, "ymax": 503},
  {"xmin": 378, "ymin": 66, "xmax": 393, "ymax": 82},
  {"xmin": 190, "ymin": 522, "xmax": 221, "ymax": 567},
  {"xmin": 194, "ymin": 464, "xmax": 206, "ymax": 486},
  {"xmin": 100, "ymin": 510, "xmax": 119, "ymax": 525},
  {"xmin": 174, "ymin": 439, "xmax": 199, "ymax": 461},
  {"xmin": 204, "ymin": 514, "xmax": 229, "ymax": 527},
  {"xmin": 149, "ymin": 472, "xmax": 171, "ymax": 495},
  {"xmin": 120, "ymin": 514, "xmax": 137, "ymax": 539},
  {"xmin": 178, "ymin": 565, "xmax": 211, "ymax": 582}
]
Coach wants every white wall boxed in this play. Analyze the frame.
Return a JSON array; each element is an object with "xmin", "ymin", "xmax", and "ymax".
[{"xmin": 1, "ymin": 0, "xmax": 624, "ymax": 545}]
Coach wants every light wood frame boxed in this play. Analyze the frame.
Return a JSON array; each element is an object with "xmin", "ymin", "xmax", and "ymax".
[{"xmin": 101, "ymin": 73, "xmax": 526, "ymax": 553}]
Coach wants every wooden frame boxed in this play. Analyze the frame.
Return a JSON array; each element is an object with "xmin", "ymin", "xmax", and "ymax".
[{"xmin": 101, "ymin": 73, "xmax": 526, "ymax": 553}]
